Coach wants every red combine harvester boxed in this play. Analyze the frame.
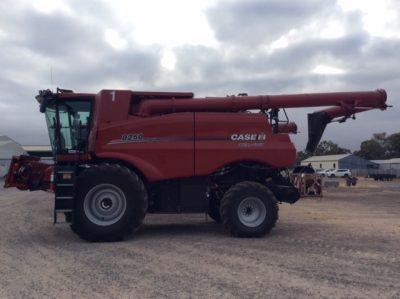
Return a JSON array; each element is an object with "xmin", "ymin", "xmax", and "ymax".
[{"xmin": 4, "ymin": 88, "xmax": 388, "ymax": 241}]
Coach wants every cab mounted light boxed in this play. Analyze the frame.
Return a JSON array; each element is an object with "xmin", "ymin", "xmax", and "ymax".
[{"xmin": 35, "ymin": 89, "xmax": 55, "ymax": 113}]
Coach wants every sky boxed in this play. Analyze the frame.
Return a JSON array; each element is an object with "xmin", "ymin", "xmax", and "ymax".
[{"xmin": 0, "ymin": 0, "xmax": 399, "ymax": 151}]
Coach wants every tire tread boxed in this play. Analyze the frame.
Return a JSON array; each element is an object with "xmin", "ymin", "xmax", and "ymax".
[
  {"xmin": 71, "ymin": 163, "xmax": 147, "ymax": 242},
  {"xmin": 220, "ymin": 181, "xmax": 278, "ymax": 238}
]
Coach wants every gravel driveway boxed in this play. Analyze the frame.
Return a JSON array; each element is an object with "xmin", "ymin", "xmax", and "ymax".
[{"xmin": 0, "ymin": 179, "xmax": 399, "ymax": 298}]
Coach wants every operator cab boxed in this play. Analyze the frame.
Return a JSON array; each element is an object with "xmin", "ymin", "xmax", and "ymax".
[{"xmin": 36, "ymin": 89, "xmax": 94, "ymax": 156}]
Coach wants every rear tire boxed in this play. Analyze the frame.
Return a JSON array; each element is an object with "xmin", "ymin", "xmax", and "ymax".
[
  {"xmin": 220, "ymin": 181, "xmax": 278, "ymax": 238},
  {"xmin": 71, "ymin": 163, "xmax": 147, "ymax": 242}
]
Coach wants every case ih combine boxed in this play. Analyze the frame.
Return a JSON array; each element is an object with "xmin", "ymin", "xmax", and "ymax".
[{"xmin": 4, "ymin": 88, "xmax": 388, "ymax": 241}]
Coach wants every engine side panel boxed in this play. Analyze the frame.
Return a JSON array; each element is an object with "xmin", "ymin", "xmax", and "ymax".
[
  {"xmin": 194, "ymin": 112, "xmax": 296, "ymax": 176},
  {"xmin": 94, "ymin": 111, "xmax": 296, "ymax": 182},
  {"xmin": 95, "ymin": 112, "xmax": 195, "ymax": 181}
]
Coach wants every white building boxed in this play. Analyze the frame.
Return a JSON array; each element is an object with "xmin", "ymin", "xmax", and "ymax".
[
  {"xmin": 0, "ymin": 136, "xmax": 26, "ymax": 177},
  {"xmin": 301, "ymin": 154, "xmax": 377, "ymax": 171},
  {"xmin": 301, "ymin": 154, "xmax": 348, "ymax": 170}
]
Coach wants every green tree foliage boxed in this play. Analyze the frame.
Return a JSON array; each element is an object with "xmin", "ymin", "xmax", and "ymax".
[
  {"xmin": 372, "ymin": 132, "xmax": 386, "ymax": 144},
  {"xmin": 296, "ymin": 150, "xmax": 311, "ymax": 164},
  {"xmin": 354, "ymin": 139, "xmax": 386, "ymax": 160},
  {"xmin": 314, "ymin": 140, "xmax": 351, "ymax": 156},
  {"xmin": 386, "ymin": 132, "xmax": 400, "ymax": 158},
  {"xmin": 297, "ymin": 132, "xmax": 400, "ymax": 164},
  {"xmin": 354, "ymin": 132, "xmax": 400, "ymax": 160},
  {"xmin": 296, "ymin": 140, "xmax": 350, "ymax": 164}
]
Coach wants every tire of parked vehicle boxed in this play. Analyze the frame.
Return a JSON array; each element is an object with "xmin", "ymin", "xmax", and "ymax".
[
  {"xmin": 220, "ymin": 181, "xmax": 278, "ymax": 238},
  {"xmin": 71, "ymin": 163, "xmax": 148, "ymax": 242},
  {"xmin": 330, "ymin": 174, "xmax": 335, "ymax": 178}
]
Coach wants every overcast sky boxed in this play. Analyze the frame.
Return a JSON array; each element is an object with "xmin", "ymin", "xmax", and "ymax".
[{"xmin": 0, "ymin": 0, "xmax": 399, "ymax": 150}]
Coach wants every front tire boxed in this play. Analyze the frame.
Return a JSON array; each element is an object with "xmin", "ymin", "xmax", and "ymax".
[
  {"xmin": 220, "ymin": 181, "xmax": 278, "ymax": 238},
  {"xmin": 71, "ymin": 163, "xmax": 147, "ymax": 242}
]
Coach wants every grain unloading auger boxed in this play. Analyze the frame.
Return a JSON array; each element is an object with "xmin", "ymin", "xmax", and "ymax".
[
  {"xmin": 4, "ymin": 88, "xmax": 388, "ymax": 241},
  {"xmin": 134, "ymin": 89, "xmax": 387, "ymax": 151}
]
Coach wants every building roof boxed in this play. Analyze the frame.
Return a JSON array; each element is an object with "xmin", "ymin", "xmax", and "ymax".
[
  {"xmin": 0, "ymin": 135, "xmax": 16, "ymax": 145},
  {"xmin": 302, "ymin": 154, "xmax": 351, "ymax": 163},
  {"xmin": 371, "ymin": 158, "xmax": 400, "ymax": 164},
  {"xmin": 22, "ymin": 145, "xmax": 52, "ymax": 152},
  {"xmin": 0, "ymin": 135, "xmax": 26, "ymax": 159}
]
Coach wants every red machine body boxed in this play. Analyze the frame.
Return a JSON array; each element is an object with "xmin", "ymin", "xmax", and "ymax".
[
  {"xmin": 89, "ymin": 89, "xmax": 386, "ymax": 182},
  {"xmin": 4, "ymin": 156, "xmax": 52, "ymax": 191},
  {"xmin": 94, "ymin": 111, "xmax": 295, "ymax": 182},
  {"xmin": 5, "ymin": 88, "xmax": 387, "ymax": 188},
  {"xmin": 3, "ymin": 87, "xmax": 389, "ymax": 241}
]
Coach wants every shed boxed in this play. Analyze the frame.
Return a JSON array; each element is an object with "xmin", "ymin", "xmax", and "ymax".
[
  {"xmin": 301, "ymin": 154, "xmax": 377, "ymax": 171},
  {"xmin": 0, "ymin": 136, "xmax": 26, "ymax": 177},
  {"xmin": 371, "ymin": 158, "xmax": 400, "ymax": 176}
]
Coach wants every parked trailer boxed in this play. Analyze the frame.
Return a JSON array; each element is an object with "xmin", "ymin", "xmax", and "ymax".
[{"xmin": 369, "ymin": 173, "xmax": 396, "ymax": 181}]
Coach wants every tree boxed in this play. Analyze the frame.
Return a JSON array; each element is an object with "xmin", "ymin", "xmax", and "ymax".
[
  {"xmin": 296, "ymin": 140, "xmax": 350, "ymax": 164},
  {"xmin": 296, "ymin": 150, "xmax": 311, "ymax": 164},
  {"xmin": 354, "ymin": 139, "xmax": 386, "ymax": 160},
  {"xmin": 386, "ymin": 132, "xmax": 400, "ymax": 158},
  {"xmin": 314, "ymin": 140, "xmax": 351, "ymax": 156},
  {"xmin": 372, "ymin": 132, "xmax": 386, "ymax": 144}
]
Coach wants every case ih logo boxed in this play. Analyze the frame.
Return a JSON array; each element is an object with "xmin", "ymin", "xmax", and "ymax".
[{"xmin": 230, "ymin": 133, "xmax": 266, "ymax": 141}]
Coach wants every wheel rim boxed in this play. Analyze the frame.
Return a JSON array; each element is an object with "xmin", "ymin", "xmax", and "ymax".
[
  {"xmin": 237, "ymin": 197, "xmax": 266, "ymax": 227},
  {"xmin": 83, "ymin": 183, "xmax": 127, "ymax": 226}
]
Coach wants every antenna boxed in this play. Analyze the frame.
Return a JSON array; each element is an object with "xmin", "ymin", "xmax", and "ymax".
[{"xmin": 50, "ymin": 65, "xmax": 54, "ymax": 92}]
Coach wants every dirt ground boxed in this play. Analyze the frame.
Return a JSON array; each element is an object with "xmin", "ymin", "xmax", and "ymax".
[{"xmin": 0, "ymin": 179, "xmax": 399, "ymax": 298}]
